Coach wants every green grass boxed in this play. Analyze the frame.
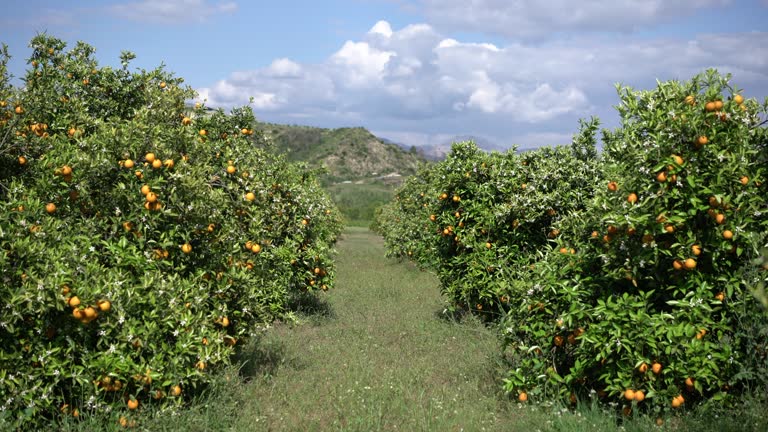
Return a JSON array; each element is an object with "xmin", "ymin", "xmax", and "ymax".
[
  {"xmin": 326, "ymin": 182, "xmax": 395, "ymax": 226},
  {"xmin": 52, "ymin": 228, "xmax": 768, "ymax": 431}
]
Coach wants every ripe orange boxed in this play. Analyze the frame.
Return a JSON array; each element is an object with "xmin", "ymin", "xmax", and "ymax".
[
  {"xmin": 72, "ymin": 308, "xmax": 84, "ymax": 320},
  {"xmin": 672, "ymin": 154, "xmax": 684, "ymax": 166},
  {"xmin": 705, "ymin": 101, "xmax": 716, "ymax": 112},
  {"xmin": 141, "ymin": 184, "xmax": 151, "ymax": 196},
  {"xmin": 15, "ymin": 105, "xmax": 23, "ymax": 114},
  {"xmin": 61, "ymin": 165, "xmax": 73, "ymax": 176},
  {"xmin": 734, "ymin": 94, "xmax": 744, "ymax": 105},
  {"xmin": 68, "ymin": 296, "xmax": 81, "ymax": 308},
  {"xmin": 652, "ymin": 362, "xmax": 662, "ymax": 374},
  {"xmin": 18, "ymin": 156, "xmax": 27, "ymax": 165},
  {"xmin": 656, "ymin": 171, "xmax": 667, "ymax": 182},
  {"xmin": 98, "ymin": 300, "xmax": 111, "ymax": 312},
  {"xmin": 145, "ymin": 192, "xmax": 158, "ymax": 203},
  {"xmin": 627, "ymin": 193, "xmax": 638, "ymax": 204},
  {"xmin": 251, "ymin": 243, "xmax": 261, "ymax": 253},
  {"xmin": 45, "ymin": 202, "xmax": 57, "ymax": 214},
  {"xmin": 172, "ymin": 385, "xmax": 182, "ymax": 396},
  {"xmin": 199, "ymin": 129, "xmax": 207, "ymax": 136},
  {"xmin": 691, "ymin": 244, "xmax": 702, "ymax": 256},
  {"xmin": 634, "ymin": 390, "xmax": 645, "ymax": 402},
  {"xmin": 607, "ymin": 181, "xmax": 618, "ymax": 191},
  {"xmin": 715, "ymin": 213, "xmax": 725, "ymax": 224},
  {"xmin": 714, "ymin": 100, "xmax": 724, "ymax": 110},
  {"xmin": 124, "ymin": 159, "xmax": 135, "ymax": 169},
  {"xmin": 664, "ymin": 224, "xmax": 675, "ymax": 233},
  {"xmin": 554, "ymin": 335, "xmax": 564, "ymax": 346},
  {"xmin": 429, "ymin": 214, "xmax": 436, "ymax": 222},
  {"xmin": 159, "ymin": 81, "xmax": 166, "ymax": 89},
  {"xmin": 722, "ymin": 230, "xmax": 734, "ymax": 240},
  {"xmin": 151, "ymin": 159, "xmax": 162, "ymax": 169},
  {"xmin": 624, "ymin": 389, "xmax": 635, "ymax": 401},
  {"xmin": 221, "ymin": 316, "xmax": 230, "ymax": 327},
  {"xmin": 740, "ymin": 176, "xmax": 749, "ymax": 185},
  {"xmin": 518, "ymin": 392, "xmax": 528, "ymax": 402},
  {"xmin": 452, "ymin": 195, "xmax": 460, "ymax": 202},
  {"xmin": 145, "ymin": 152, "xmax": 156, "ymax": 163},
  {"xmin": 684, "ymin": 258, "xmax": 696, "ymax": 270},
  {"xmin": 83, "ymin": 306, "xmax": 98, "ymax": 320},
  {"xmin": 715, "ymin": 291, "xmax": 725, "ymax": 302},
  {"xmin": 671, "ymin": 395, "xmax": 684, "ymax": 408},
  {"xmin": 182, "ymin": 116, "xmax": 192, "ymax": 125},
  {"xmin": 638, "ymin": 362, "xmax": 648, "ymax": 373},
  {"xmin": 245, "ymin": 192, "xmax": 256, "ymax": 201},
  {"xmin": 685, "ymin": 95, "xmax": 695, "ymax": 105},
  {"xmin": 685, "ymin": 377, "xmax": 695, "ymax": 389},
  {"xmin": 181, "ymin": 243, "xmax": 192, "ymax": 254},
  {"xmin": 696, "ymin": 329, "xmax": 707, "ymax": 340},
  {"xmin": 226, "ymin": 165, "xmax": 236, "ymax": 174},
  {"xmin": 439, "ymin": 193, "xmax": 448, "ymax": 200},
  {"xmin": 127, "ymin": 398, "xmax": 139, "ymax": 410},
  {"xmin": 697, "ymin": 136, "xmax": 708, "ymax": 146},
  {"xmin": 559, "ymin": 247, "xmax": 568, "ymax": 254},
  {"xmin": 485, "ymin": 242, "xmax": 492, "ymax": 249},
  {"xmin": 673, "ymin": 260, "xmax": 683, "ymax": 270}
]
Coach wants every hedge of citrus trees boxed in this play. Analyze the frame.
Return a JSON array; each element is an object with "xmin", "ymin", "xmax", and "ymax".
[
  {"xmin": 375, "ymin": 70, "xmax": 768, "ymax": 416},
  {"xmin": 0, "ymin": 35, "xmax": 342, "ymax": 428}
]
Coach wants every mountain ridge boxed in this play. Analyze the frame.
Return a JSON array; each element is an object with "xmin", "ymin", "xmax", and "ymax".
[{"xmin": 256, "ymin": 122, "xmax": 429, "ymax": 184}]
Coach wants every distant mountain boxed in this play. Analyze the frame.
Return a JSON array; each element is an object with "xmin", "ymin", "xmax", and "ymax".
[
  {"xmin": 382, "ymin": 135, "xmax": 506, "ymax": 161},
  {"xmin": 256, "ymin": 123, "xmax": 429, "ymax": 184}
]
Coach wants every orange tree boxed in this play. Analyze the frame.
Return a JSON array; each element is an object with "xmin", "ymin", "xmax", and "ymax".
[
  {"xmin": 501, "ymin": 70, "xmax": 768, "ymax": 415},
  {"xmin": 375, "ymin": 119, "xmax": 602, "ymax": 318},
  {"xmin": 0, "ymin": 35, "xmax": 342, "ymax": 428},
  {"xmin": 373, "ymin": 161, "xmax": 439, "ymax": 267}
]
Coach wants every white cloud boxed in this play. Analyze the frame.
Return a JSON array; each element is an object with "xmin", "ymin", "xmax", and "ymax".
[
  {"xmin": 369, "ymin": 20, "xmax": 393, "ymax": 38},
  {"xmin": 413, "ymin": 0, "xmax": 732, "ymax": 38},
  {"xmin": 264, "ymin": 58, "xmax": 302, "ymax": 79},
  {"xmin": 198, "ymin": 20, "xmax": 768, "ymax": 149},
  {"xmin": 330, "ymin": 41, "xmax": 395, "ymax": 87},
  {"xmin": 110, "ymin": 0, "xmax": 237, "ymax": 24}
]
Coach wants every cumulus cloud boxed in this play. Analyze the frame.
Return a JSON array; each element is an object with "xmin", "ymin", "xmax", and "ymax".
[
  {"xmin": 197, "ymin": 20, "xmax": 768, "ymax": 149},
  {"xmin": 412, "ymin": 0, "xmax": 732, "ymax": 39},
  {"xmin": 110, "ymin": 0, "xmax": 237, "ymax": 24}
]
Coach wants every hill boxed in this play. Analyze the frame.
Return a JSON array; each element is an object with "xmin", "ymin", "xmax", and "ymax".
[{"xmin": 256, "ymin": 123, "xmax": 428, "ymax": 184}]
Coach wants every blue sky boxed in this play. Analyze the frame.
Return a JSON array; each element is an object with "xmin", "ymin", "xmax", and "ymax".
[{"xmin": 2, "ymin": 0, "xmax": 767, "ymax": 150}]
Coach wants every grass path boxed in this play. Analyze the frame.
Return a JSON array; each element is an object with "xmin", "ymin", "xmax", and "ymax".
[
  {"xmin": 228, "ymin": 227, "xmax": 519, "ymax": 431},
  {"xmin": 61, "ymin": 227, "xmax": 759, "ymax": 431}
]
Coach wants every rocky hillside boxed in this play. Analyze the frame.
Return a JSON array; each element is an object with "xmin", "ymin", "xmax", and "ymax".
[{"xmin": 256, "ymin": 123, "xmax": 428, "ymax": 183}]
